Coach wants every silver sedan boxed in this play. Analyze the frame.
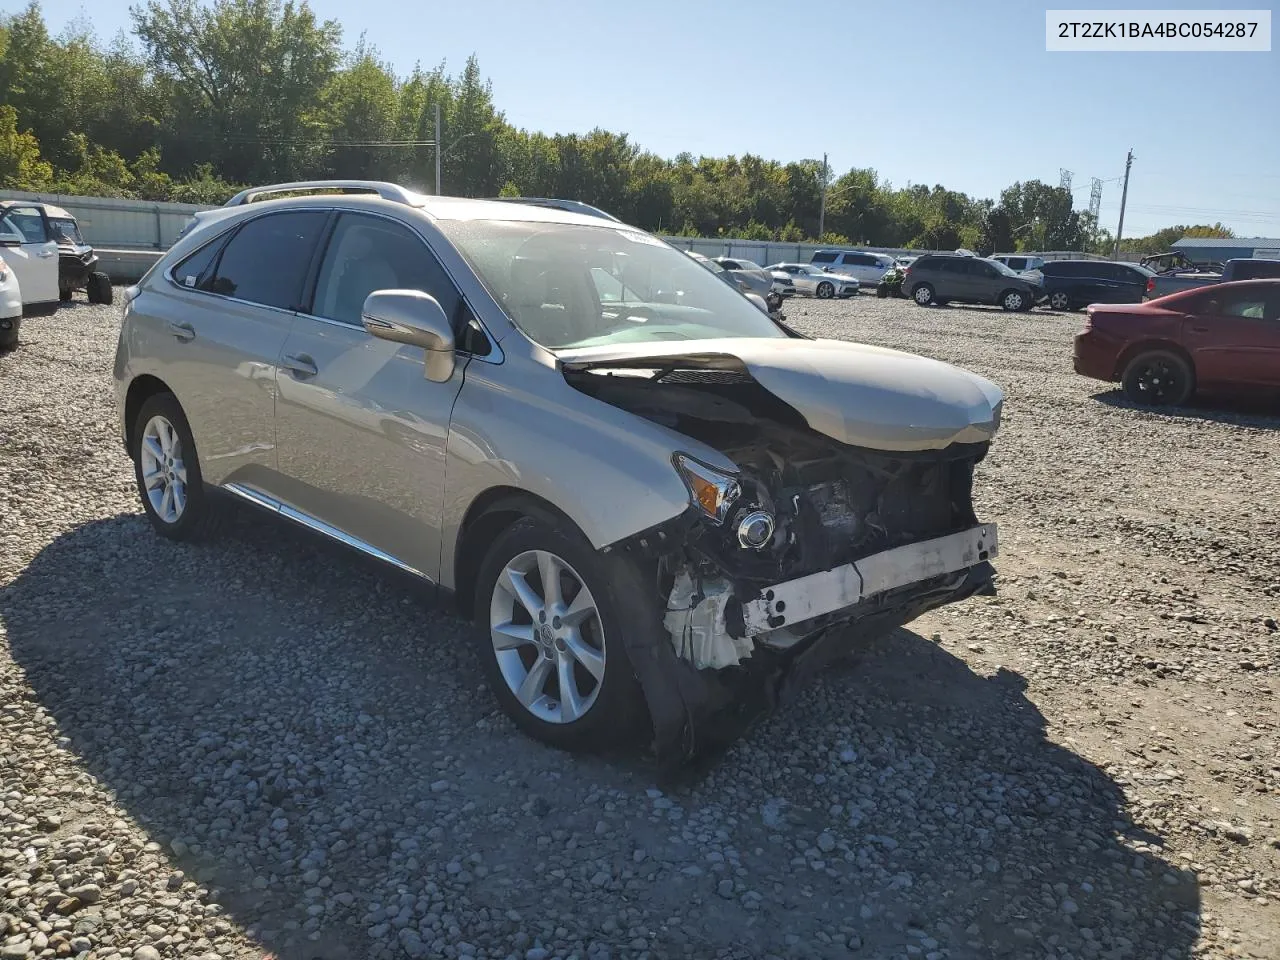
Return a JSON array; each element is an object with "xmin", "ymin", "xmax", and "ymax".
[{"xmin": 766, "ymin": 263, "xmax": 860, "ymax": 298}]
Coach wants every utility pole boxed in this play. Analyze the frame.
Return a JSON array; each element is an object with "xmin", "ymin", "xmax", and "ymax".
[
  {"xmin": 433, "ymin": 102, "xmax": 443, "ymax": 196},
  {"xmin": 818, "ymin": 153, "xmax": 828, "ymax": 239},
  {"xmin": 1112, "ymin": 148, "xmax": 1134, "ymax": 260}
]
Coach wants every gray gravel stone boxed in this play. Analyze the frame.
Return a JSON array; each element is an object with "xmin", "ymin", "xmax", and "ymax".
[{"xmin": 0, "ymin": 294, "xmax": 1273, "ymax": 960}]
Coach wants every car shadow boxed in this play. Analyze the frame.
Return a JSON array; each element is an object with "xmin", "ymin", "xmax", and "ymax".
[
  {"xmin": 2, "ymin": 511, "xmax": 1201, "ymax": 959},
  {"xmin": 1092, "ymin": 388, "xmax": 1280, "ymax": 429}
]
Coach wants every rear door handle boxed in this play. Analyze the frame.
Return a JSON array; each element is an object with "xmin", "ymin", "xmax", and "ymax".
[
  {"xmin": 281, "ymin": 353, "xmax": 318, "ymax": 378},
  {"xmin": 167, "ymin": 320, "xmax": 196, "ymax": 341}
]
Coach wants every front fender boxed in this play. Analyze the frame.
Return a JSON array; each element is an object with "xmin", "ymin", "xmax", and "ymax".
[{"xmin": 438, "ymin": 348, "xmax": 737, "ymax": 590}]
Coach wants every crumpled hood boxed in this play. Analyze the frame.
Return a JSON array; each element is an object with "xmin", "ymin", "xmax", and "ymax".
[{"xmin": 557, "ymin": 337, "xmax": 1003, "ymax": 452}]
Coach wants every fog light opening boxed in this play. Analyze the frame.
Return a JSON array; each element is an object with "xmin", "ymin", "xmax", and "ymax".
[{"xmin": 736, "ymin": 510, "xmax": 775, "ymax": 550}]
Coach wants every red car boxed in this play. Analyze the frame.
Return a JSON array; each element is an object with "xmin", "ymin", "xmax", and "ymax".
[{"xmin": 1073, "ymin": 279, "xmax": 1280, "ymax": 405}]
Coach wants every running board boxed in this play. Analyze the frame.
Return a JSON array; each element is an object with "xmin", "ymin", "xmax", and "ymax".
[{"xmin": 220, "ymin": 482, "xmax": 431, "ymax": 581}]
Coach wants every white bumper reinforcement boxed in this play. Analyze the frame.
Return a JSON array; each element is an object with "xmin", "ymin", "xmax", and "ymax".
[{"xmin": 741, "ymin": 523, "xmax": 998, "ymax": 637}]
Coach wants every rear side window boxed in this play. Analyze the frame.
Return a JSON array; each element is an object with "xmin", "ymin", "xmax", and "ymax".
[
  {"xmin": 920, "ymin": 258, "xmax": 951, "ymax": 273},
  {"xmin": 840, "ymin": 253, "xmax": 869, "ymax": 266},
  {"xmin": 811, "ymin": 252, "xmax": 837, "ymax": 264},
  {"xmin": 205, "ymin": 211, "xmax": 328, "ymax": 309},
  {"xmin": 172, "ymin": 235, "xmax": 228, "ymax": 289}
]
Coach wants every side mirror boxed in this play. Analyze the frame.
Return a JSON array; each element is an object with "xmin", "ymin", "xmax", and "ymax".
[
  {"xmin": 362, "ymin": 289, "xmax": 456, "ymax": 382},
  {"xmin": 745, "ymin": 291, "xmax": 770, "ymax": 314}
]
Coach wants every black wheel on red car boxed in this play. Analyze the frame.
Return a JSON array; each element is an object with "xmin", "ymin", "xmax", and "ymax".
[{"xmin": 1122, "ymin": 350, "xmax": 1194, "ymax": 406}]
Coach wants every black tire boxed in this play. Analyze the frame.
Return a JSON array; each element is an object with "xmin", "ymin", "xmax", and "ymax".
[
  {"xmin": 473, "ymin": 516, "xmax": 647, "ymax": 752},
  {"xmin": 1000, "ymin": 288, "xmax": 1029, "ymax": 312},
  {"xmin": 816, "ymin": 281, "xmax": 834, "ymax": 299},
  {"xmin": 911, "ymin": 282, "xmax": 935, "ymax": 306},
  {"xmin": 1047, "ymin": 290, "xmax": 1073, "ymax": 311},
  {"xmin": 87, "ymin": 272, "xmax": 113, "ymax": 305},
  {"xmin": 59, "ymin": 287, "xmax": 73, "ymax": 302},
  {"xmin": 131, "ymin": 392, "xmax": 222, "ymax": 541},
  {"xmin": 1121, "ymin": 350, "xmax": 1194, "ymax": 406}
]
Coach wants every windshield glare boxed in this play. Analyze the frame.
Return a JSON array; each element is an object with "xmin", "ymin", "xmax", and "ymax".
[{"xmin": 440, "ymin": 220, "xmax": 785, "ymax": 349}]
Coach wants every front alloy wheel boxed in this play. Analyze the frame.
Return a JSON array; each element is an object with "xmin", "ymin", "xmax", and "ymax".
[
  {"xmin": 1048, "ymin": 290, "xmax": 1071, "ymax": 311},
  {"xmin": 490, "ymin": 549, "xmax": 606, "ymax": 724},
  {"xmin": 1002, "ymin": 290, "xmax": 1026, "ymax": 312}
]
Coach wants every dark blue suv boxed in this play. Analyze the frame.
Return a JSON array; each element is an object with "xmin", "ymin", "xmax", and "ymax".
[{"xmin": 1040, "ymin": 259, "xmax": 1155, "ymax": 311}]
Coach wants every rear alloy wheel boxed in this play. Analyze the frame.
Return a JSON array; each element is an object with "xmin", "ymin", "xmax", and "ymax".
[
  {"xmin": 1048, "ymin": 290, "xmax": 1072, "ymax": 311},
  {"xmin": 1001, "ymin": 289, "xmax": 1027, "ymax": 312},
  {"xmin": 912, "ymin": 283, "xmax": 935, "ymax": 306},
  {"xmin": 816, "ymin": 281, "xmax": 834, "ymax": 299},
  {"xmin": 131, "ymin": 393, "xmax": 221, "ymax": 541},
  {"xmin": 474, "ymin": 517, "xmax": 645, "ymax": 751},
  {"xmin": 1121, "ymin": 350, "xmax": 1194, "ymax": 406}
]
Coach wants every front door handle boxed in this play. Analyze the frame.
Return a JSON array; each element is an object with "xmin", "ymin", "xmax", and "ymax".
[
  {"xmin": 37, "ymin": 250, "xmax": 56, "ymax": 258},
  {"xmin": 1190, "ymin": 325, "xmax": 1210, "ymax": 333},
  {"xmin": 281, "ymin": 353, "xmax": 318, "ymax": 378},
  {"xmin": 167, "ymin": 320, "xmax": 195, "ymax": 341}
]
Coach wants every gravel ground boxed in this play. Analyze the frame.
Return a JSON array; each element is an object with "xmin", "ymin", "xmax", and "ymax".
[{"xmin": 1, "ymin": 292, "xmax": 1277, "ymax": 960}]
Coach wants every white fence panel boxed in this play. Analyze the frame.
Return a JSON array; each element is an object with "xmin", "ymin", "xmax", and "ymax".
[{"xmin": 0, "ymin": 189, "xmax": 212, "ymax": 250}]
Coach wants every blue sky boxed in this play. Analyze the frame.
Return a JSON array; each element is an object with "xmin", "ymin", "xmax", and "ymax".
[{"xmin": 27, "ymin": 0, "xmax": 1280, "ymax": 237}]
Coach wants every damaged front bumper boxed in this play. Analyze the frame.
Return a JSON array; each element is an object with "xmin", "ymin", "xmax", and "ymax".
[{"xmin": 636, "ymin": 524, "xmax": 999, "ymax": 769}]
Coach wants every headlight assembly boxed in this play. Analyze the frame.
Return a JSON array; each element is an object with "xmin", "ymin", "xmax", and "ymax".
[{"xmin": 673, "ymin": 454, "xmax": 740, "ymax": 524}]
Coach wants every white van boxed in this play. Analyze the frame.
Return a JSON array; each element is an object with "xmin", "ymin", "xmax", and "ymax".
[{"xmin": 809, "ymin": 249, "xmax": 894, "ymax": 284}]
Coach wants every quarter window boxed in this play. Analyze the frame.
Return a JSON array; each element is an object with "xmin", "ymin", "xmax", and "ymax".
[
  {"xmin": 311, "ymin": 213, "xmax": 462, "ymax": 328},
  {"xmin": 205, "ymin": 211, "xmax": 327, "ymax": 309},
  {"xmin": 172, "ymin": 235, "xmax": 228, "ymax": 289}
]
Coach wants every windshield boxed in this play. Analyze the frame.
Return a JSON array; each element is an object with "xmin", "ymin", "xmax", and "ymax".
[
  {"xmin": 52, "ymin": 218, "xmax": 84, "ymax": 244},
  {"xmin": 439, "ymin": 220, "xmax": 785, "ymax": 349},
  {"xmin": 988, "ymin": 258, "xmax": 1020, "ymax": 277}
]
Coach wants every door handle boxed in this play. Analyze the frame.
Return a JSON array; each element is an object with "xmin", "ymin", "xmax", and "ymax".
[
  {"xmin": 37, "ymin": 250, "xmax": 56, "ymax": 258},
  {"xmin": 281, "ymin": 353, "xmax": 318, "ymax": 378},
  {"xmin": 167, "ymin": 320, "xmax": 196, "ymax": 341},
  {"xmin": 1190, "ymin": 325, "xmax": 1210, "ymax": 333}
]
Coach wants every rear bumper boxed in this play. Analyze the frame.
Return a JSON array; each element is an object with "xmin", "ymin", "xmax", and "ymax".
[{"xmin": 1073, "ymin": 330, "xmax": 1121, "ymax": 381}]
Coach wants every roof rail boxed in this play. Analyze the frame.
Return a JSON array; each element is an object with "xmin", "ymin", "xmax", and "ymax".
[
  {"xmin": 223, "ymin": 180, "xmax": 420, "ymax": 207},
  {"xmin": 490, "ymin": 197, "xmax": 621, "ymax": 222}
]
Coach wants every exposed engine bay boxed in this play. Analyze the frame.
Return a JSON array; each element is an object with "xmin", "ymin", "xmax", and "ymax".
[{"xmin": 562, "ymin": 354, "xmax": 999, "ymax": 766}]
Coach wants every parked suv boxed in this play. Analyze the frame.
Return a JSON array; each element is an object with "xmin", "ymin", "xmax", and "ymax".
[
  {"xmin": 114, "ymin": 180, "xmax": 1003, "ymax": 762},
  {"xmin": 810, "ymin": 249, "xmax": 894, "ymax": 284},
  {"xmin": 1039, "ymin": 259, "xmax": 1155, "ymax": 311},
  {"xmin": 903, "ymin": 254, "xmax": 1042, "ymax": 311}
]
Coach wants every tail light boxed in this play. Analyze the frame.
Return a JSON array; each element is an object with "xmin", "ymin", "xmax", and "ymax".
[{"xmin": 1146, "ymin": 277, "xmax": 1155, "ymax": 294}]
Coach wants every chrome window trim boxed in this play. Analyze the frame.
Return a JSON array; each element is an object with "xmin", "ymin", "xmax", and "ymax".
[{"xmin": 221, "ymin": 482, "xmax": 432, "ymax": 581}]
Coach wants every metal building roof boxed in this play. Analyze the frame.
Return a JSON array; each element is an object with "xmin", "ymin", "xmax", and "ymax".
[{"xmin": 1172, "ymin": 236, "xmax": 1280, "ymax": 248}]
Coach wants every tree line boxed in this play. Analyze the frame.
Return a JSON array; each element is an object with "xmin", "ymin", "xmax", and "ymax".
[{"xmin": 0, "ymin": 0, "xmax": 1233, "ymax": 253}]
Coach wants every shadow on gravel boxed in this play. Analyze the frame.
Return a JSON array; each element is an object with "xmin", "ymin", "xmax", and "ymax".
[
  {"xmin": 1093, "ymin": 388, "xmax": 1280, "ymax": 429},
  {"xmin": 3, "ymin": 510, "xmax": 1202, "ymax": 960}
]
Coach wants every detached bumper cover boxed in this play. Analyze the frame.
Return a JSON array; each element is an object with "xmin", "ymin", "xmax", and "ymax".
[{"xmin": 741, "ymin": 524, "xmax": 998, "ymax": 636}]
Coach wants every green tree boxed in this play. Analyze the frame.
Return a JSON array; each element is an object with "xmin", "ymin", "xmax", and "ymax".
[{"xmin": 0, "ymin": 102, "xmax": 52, "ymax": 187}]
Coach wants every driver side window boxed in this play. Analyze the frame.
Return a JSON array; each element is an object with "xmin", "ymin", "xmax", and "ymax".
[
  {"xmin": 0, "ymin": 207, "xmax": 47, "ymax": 243},
  {"xmin": 311, "ymin": 213, "xmax": 461, "ymax": 328}
]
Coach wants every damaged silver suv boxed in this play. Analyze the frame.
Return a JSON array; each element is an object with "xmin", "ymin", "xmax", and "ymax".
[{"xmin": 113, "ymin": 181, "xmax": 1002, "ymax": 762}]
